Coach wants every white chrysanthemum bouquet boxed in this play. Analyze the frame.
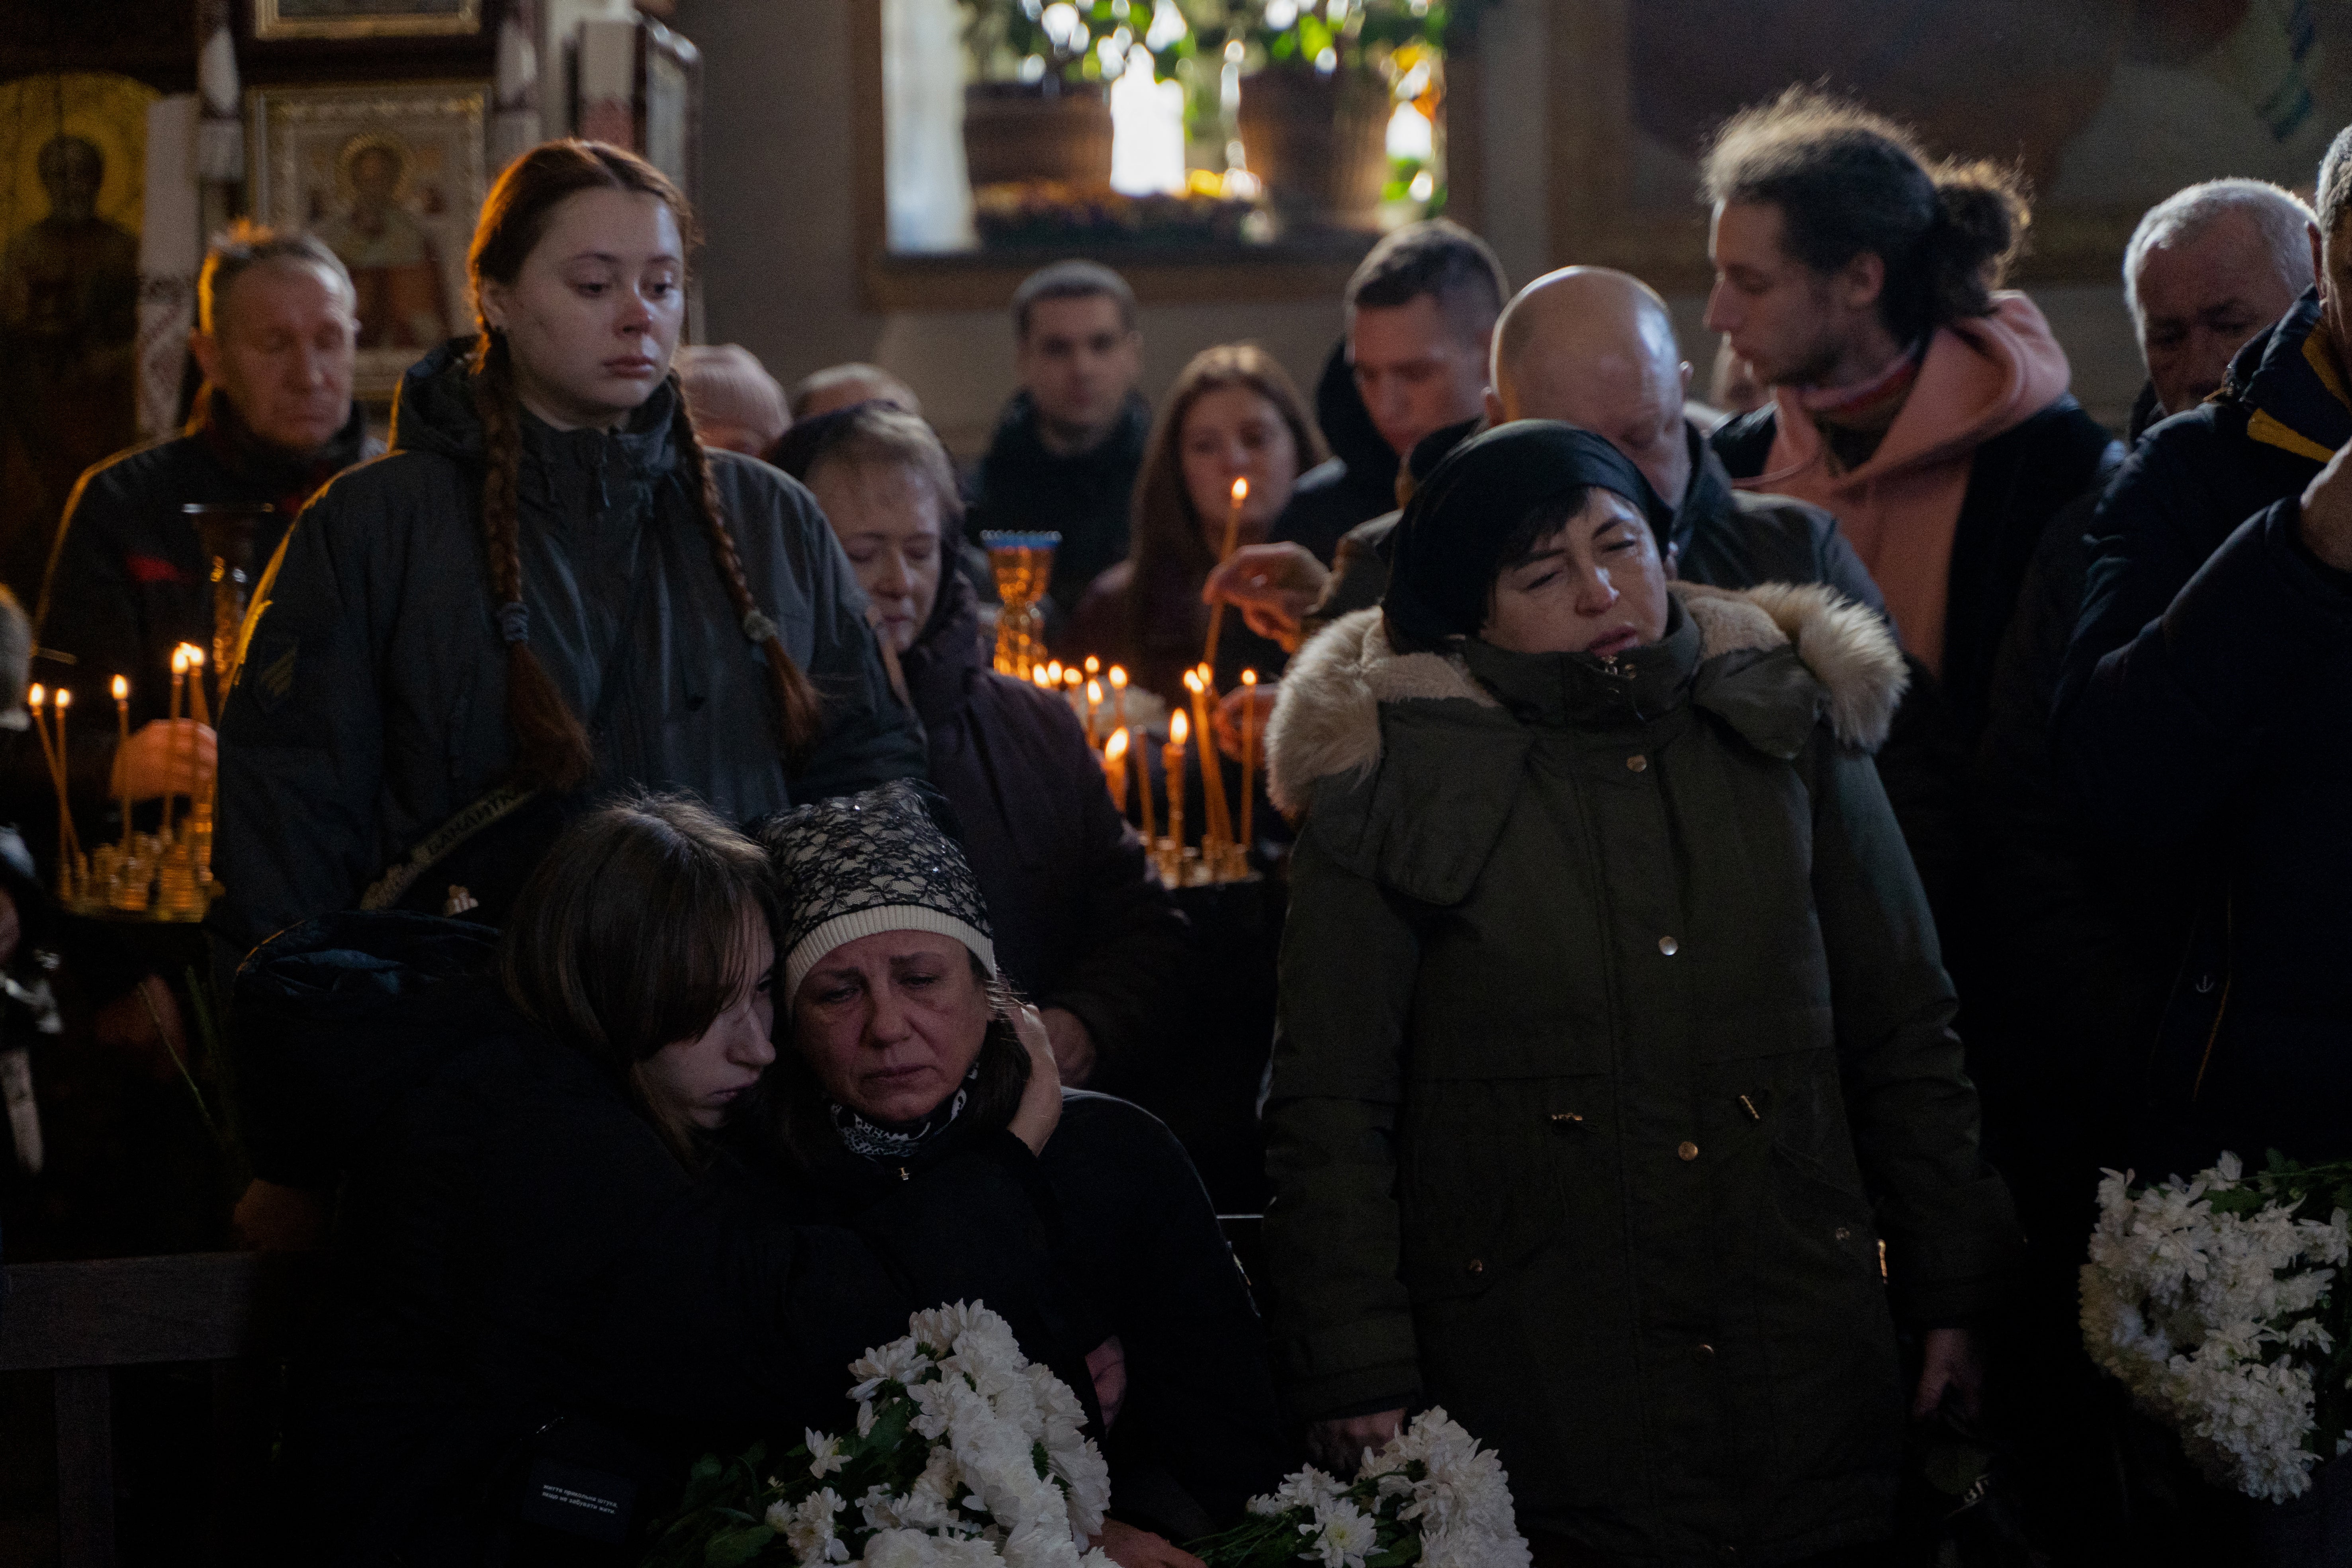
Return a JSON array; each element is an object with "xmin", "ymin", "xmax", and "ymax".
[
  {"xmin": 1190, "ymin": 1408, "xmax": 1531, "ymax": 1568},
  {"xmin": 2082, "ymin": 1151, "xmax": 2352, "ymax": 1503},
  {"xmin": 643, "ymin": 1302, "xmax": 1116, "ymax": 1567}
]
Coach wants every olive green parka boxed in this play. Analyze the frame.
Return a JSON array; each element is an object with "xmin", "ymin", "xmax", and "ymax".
[{"xmin": 1261, "ymin": 583, "xmax": 2019, "ymax": 1566}]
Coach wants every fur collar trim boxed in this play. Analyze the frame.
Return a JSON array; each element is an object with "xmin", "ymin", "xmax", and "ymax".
[{"xmin": 1265, "ymin": 581, "xmax": 1904, "ymax": 813}]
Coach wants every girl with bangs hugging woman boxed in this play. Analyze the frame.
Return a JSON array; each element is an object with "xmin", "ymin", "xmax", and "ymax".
[{"xmin": 252, "ymin": 794, "xmax": 1076, "ymax": 1564}]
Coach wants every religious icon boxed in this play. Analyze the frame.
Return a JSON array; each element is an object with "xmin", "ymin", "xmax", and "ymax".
[
  {"xmin": 0, "ymin": 71, "xmax": 155, "ymax": 601},
  {"xmin": 311, "ymin": 135, "xmax": 454, "ymax": 352},
  {"xmin": 249, "ymin": 80, "xmax": 487, "ymax": 398},
  {"xmin": 253, "ymin": 0, "xmax": 481, "ymax": 42}
]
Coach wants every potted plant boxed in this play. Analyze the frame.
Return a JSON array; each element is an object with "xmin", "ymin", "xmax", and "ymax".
[
  {"xmin": 1227, "ymin": 0, "xmax": 1487, "ymax": 233},
  {"xmin": 956, "ymin": 0, "xmax": 1119, "ymax": 190}
]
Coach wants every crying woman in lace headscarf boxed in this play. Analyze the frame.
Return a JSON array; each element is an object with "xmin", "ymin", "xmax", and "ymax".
[{"xmin": 745, "ymin": 780, "xmax": 1292, "ymax": 1564}]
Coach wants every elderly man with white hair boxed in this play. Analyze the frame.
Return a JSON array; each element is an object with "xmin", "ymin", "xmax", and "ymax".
[{"xmin": 2123, "ymin": 178, "xmax": 2318, "ymax": 425}]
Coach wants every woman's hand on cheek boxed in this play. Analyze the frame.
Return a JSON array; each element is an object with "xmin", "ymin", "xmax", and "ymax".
[
  {"xmin": 1091, "ymin": 1519, "xmax": 1205, "ymax": 1568},
  {"xmin": 1006, "ymin": 1002, "xmax": 1063, "ymax": 1154}
]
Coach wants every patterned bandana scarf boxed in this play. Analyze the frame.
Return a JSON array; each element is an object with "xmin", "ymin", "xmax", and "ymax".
[{"xmin": 830, "ymin": 1064, "xmax": 979, "ymax": 1165}]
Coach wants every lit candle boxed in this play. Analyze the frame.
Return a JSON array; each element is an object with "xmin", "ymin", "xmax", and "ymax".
[
  {"xmin": 1203, "ymin": 476, "xmax": 1250, "ymax": 672},
  {"xmin": 168, "ymin": 647, "xmax": 188, "ymax": 839},
  {"xmin": 1084, "ymin": 655, "xmax": 1100, "ymax": 677},
  {"xmin": 1031, "ymin": 665, "xmax": 1053, "ymax": 689},
  {"xmin": 1164, "ymin": 707, "xmax": 1188, "ymax": 854},
  {"xmin": 1085, "ymin": 679, "xmax": 1104, "ymax": 746},
  {"xmin": 1185, "ymin": 664, "xmax": 1231, "ymax": 853},
  {"xmin": 53, "ymin": 688, "xmax": 79, "ymax": 891},
  {"xmin": 1240, "ymin": 668, "xmax": 1258, "ymax": 853},
  {"xmin": 1103, "ymin": 726, "xmax": 1129, "ymax": 812},
  {"xmin": 182, "ymin": 644, "xmax": 209, "ymax": 728},
  {"xmin": 1045, "ymin": 660, "xmax": 1064, "ymax": 687},
  {"xmin": 113, "ymin": 675, "xmax": 131, "ymax": 843},
  {"xmin": 1136, "ymin": 720, "xmax": 1158, "ymax": 847},
  {"xmin": 1108, "ymin": 666, "xmax": 1130, "ymax": 733}
]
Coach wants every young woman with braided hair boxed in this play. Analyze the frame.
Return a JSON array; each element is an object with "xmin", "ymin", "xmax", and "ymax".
[{"xmin": 215, "ymin": 141, "xmax": 922, "ymax": 1242}]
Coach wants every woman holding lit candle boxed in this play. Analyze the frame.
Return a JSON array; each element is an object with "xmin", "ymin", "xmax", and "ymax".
[
  {"xmin": 778, "ymin": 401, "xmax": 1187, "ymax": 1090},
  {"xmin": 1067, "ymin": 345, "xmax": 1340, "ymax": 705}
]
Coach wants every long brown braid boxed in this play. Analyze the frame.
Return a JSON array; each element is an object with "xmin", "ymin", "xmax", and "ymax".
[
  {"xmin": 473, "ymin": 332, "xmax": 596, "ymax": 789},
  {"xmin": 665, "ymin": 370, "xmax": 824, "ymax": 769},
  {"xmin": 465, "ymin": 140, "xmax": 823, "ymax": 787}
]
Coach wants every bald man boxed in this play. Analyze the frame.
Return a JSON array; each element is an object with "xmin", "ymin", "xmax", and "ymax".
[{"xmin": 1205, "ymin": 266, "xmax": 1883, "ymax": 658}]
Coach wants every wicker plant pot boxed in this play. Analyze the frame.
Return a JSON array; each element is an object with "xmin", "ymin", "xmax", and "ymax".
[
  {"xmin": 962, "ymin": 81, "xmax": 1114, "ymax": 190},
  {"xmin": 1235, "ymin": 62, "xmax": 1390, "ymax": 231}
]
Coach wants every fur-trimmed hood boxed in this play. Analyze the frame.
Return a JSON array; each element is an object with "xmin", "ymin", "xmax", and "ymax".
[{"xmin": 1266, "ymin": 581, "xmax": 1904, "ymax": 814}]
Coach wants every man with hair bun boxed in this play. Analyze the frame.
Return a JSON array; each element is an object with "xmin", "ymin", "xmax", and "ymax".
[
  {"xmin": 35, "ymin": 221, "xmax": 374, "ymax": 843},
  {"xmin": 1702, "ymin": 87, "xmax": 2119, "ymax": 934}
]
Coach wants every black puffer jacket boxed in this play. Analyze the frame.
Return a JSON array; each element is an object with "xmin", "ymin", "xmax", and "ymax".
[
  {"xmin": 751, "ymin": 1089, "xmax": 1291, "ymax": 1539},
  {"xmin": 901, "ymin": 575, "xmax": 1188, "ymax": 1074},
  {"xmin": 213, "ymin": 341, "xmax": 923, "ymax": 965},
  {"xmin": 249, "ymin": 913, "xmax": 1087, "ymax": 1566},
  {"xmin": 2055, "ymin": 291, "xmax": 2352, "ymax": 1171}
]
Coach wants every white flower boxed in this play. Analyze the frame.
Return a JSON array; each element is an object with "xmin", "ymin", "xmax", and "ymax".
[
  {"xmin": 859, "ymin": 1527, "xmax": 1005, "ymax": 1566},
  {"xmin": 1308, "ymin": 1500, "xmax": 1379, "ymax": 1568},
  {"xmin": 850, "ymin": 1337, "xmax": 936, "ymax": 1401},
  {"xmin": 809, "ymin": 1429, "xmax": 849, "ymax": 1480},
  {"xmin": 781, "ymin": 1487, "xmax": 851, "ymax": 1564},
  {"xmin": 858, "ymin": 1399, "xmax": 880, "ymax": 1439},
  {"xmin": 1249, "ymin": 1465, "xmax": 1346, "ymax": 1517}
]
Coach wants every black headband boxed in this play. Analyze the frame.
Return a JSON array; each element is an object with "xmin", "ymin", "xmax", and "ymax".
[{"xmin": 1381, "ymin": 419, "xmax": 1668, "ymax": 648}]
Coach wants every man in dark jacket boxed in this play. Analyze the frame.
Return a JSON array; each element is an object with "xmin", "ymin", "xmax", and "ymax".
[
  {"xmin": 34, "ymin": 225, "xmax": 372, "ymax": 839},
  {"xmin": 1280, "ymin": 220, "xmax": 1507, "ymax": 551},
  {"xmin": 1967, "ymin": 179, "xmax": 2317, "ymax": 1559},
  {"xmin": 965, "ymin": 261, "xmax": 1150, "ymax": 632},
  {"xmin": 2055, "ymin": 125, "xmax": 2352, "ymax": 1176}
]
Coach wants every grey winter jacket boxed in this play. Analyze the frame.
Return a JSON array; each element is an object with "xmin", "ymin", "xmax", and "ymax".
[{"xmin": 212, "ymin": 341, "xmax": 924, "ymax": 962}]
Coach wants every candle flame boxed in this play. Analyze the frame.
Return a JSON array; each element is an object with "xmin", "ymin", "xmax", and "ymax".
[
  {"xmin": 54, "ymin": 688, "xmax": 70, "ymax": 711},
  {"xmin": 1030, "ymin": 666, "xmax": 1051, "ymax": 687},
  {"xmin": 112, "ymin": 674, "xmax": 128, "ymax": 700},
  {"xmin": 1086, "ymin": 679, "xmax": 1103, "ymax": 703},
  {"xmin": 1108, "ymin": 666, "xmax": 1128, "ymax": 689},
  {"xmin": 1106, "ymin": 727, "xmax": 1129, "ymax": 761},
  {"xmin": 1169, "ymin": 709, "xmax": 1189, "ymax": 745},
  {"xmin": 172, "ymin": 646, "xmax": 189, "ymax": 674},
  {"xmin": 1182, "ymin": 668, "xmax": 1202, "ymax": 694},
  {"xmin": 1084, "ymin": 655, "xmax": 1100, "ymax": 674},
  {"xmin": 183, "ymin": 643, "xmax": 205, "ymax": 669},
  {"xmin": 1231, "ymin": 476, "xmax": 1249, "ymax": 503},
  {"xmin": 1242, "ymin": 668, "xmax": 1258, "ymax": 686},
  {"xmin": 27, "ymin": 684, "xmax": 43, "ymax": 710},
  {"xmin": 1045, "ymin": 660, "xmax": 1063, "ymax": 684},
  {"xmin": 1063, "ymin": 668, "xmax": 1081, "ymax": 689}
]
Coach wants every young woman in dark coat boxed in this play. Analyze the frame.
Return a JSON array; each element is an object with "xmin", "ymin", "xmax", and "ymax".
[
  {"xmin": 216, "ymin": 143, "xmax": 922, "ymax": 1239},
  {"xmin": 748, "ymin": 782, "xmax": 1290, "ymax": 1568},
  {"xmin": 258, "ymin": 795, "xmax": 1079, "ymax": 1564},
  {"xmin": 780, "ymin": 404, "xmax": 1187, "ymax": 1088}
]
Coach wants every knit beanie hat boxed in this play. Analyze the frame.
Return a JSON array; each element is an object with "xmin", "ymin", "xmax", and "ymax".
[
  {"xmin": 674, "ymin": 344, "xmax": 789, "ymax": 453},
  {"xmin": 762, "ymin": 780, "xmax": 997, "ymax": 1000}
]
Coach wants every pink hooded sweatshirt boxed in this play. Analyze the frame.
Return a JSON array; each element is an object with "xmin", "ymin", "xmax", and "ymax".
[{"xmin": 1737, "ymin": 292, "xmax": 2072, "ymax": 675}]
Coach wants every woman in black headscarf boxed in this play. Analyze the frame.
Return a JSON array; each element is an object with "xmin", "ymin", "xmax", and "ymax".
[{"xmin": 1259, "ymin": 422, "xmax": 2018, "ymax": 1567}]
